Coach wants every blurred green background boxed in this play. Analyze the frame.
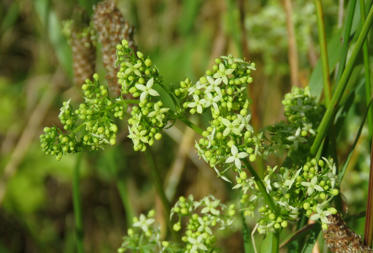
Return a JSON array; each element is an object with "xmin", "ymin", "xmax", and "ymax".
[{"xmin": 0, "ymin": 0, "xmax": 371, "ymax": 252}]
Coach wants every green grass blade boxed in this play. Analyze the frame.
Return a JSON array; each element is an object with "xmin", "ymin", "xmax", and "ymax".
[
  {"xmin": 314, "ymin": 0, "xmax": 331, "ymax": 105},
  {"xmin": 335, "ymin": 0, "xmax": 357, "ymax": 82},
  {"xmin": 338, "ymin": 98, "xmax": 373, "ymax": 182},
  {"xmin": 34, "ymin": 0, "xmax": 73, "ymax": 78},
  {"xmin": 310, "ymin": 5, "xmax": 373, "ymax": 156},
  {"xmin": 309, "ymin": 32, "xmax": 342, "ymax": 100}
]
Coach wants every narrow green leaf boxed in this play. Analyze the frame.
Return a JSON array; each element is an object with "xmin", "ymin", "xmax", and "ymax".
[
  {"xmin": 34, "ymin": 0, "xmax": 73, "ymax": 78},
  {"xmin": 309, "ymin": 32, "xmax": 342, "ymax": 100},
  {"xmin": 339, "ymin": 98, "xmax": 373, "ymax": 182},
  {"xmin": 153, "ymin": 83, "xmax": 177, "ymax": 112},
  {"xmin": 300, "ymin": 223, "xmax": 321, "ymax": 253},
  {"xmin": 261, "ymin": 232, "xmax": 279, "ymax": 253}
]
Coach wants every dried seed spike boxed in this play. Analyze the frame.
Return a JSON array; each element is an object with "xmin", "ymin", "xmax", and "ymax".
[
  {"xmin": 71, "ymin": 27, "xmax": 96, "ymax": 86},
  {"xmin": 93, "ymin": 0, "xmax": 135, "ymax": 97},
  {"xmin": 323, "ymin": 214, "xmax": 371, "ymax": 252}
]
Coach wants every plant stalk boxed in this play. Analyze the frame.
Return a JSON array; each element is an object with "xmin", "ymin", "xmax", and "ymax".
[
  {"xmin": 335, "ymin": 0, "xmax": 356, "ymax": 82},
  {"xmin": 241, "ymin": 211, "xmax": 251, "ymax": 253},
  {"xmin": 315, "ymin": 0, "xmax": 331, "ymax": 105},
  {"xmin": 244, "ymin": 160, "xmax": 278, "ymax": 214},
  {"xmin": 360, "ymin": 0, "xmax": 373, "ymax": 138},
  {"xmin": 144, "ymin": 149, "xmax": 171, "ymax": 227},
  {"xmin": 311, "ymin": 4, "xmax": 373, "ymax": 155},
  {"xmin": 73, "ymin": 153, "xmax": 84, "ymax": 253},
  {"xmin": 116, "ymin": 179, "xmax": 135, "ymax": 226},
  {"xmin": 180, "ymin": 118, "xmax": 203, "ymax": 135},
  {"xmin": 365, "ymin": 138, "xmax": 373, "ymax": 247}
]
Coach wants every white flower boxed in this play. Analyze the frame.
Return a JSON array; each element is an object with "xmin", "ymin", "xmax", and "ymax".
[
  {"xmin": 206, "ymin": 128, "xmax": 216, "ymax": 148},
  {"xmin": 201, "ymin": 197, "xmax": 220, "ymax": 215},
  {"xmin": 204, "ymin": 92, "xmax": 222, "ymax": 112},
  {"xmin": 221, "ymin": 117, "xmax": 244, "ymax": 136},
  {"xmin": 225, "ymin": 145, "xmax": 248, "ymax": 169},
  {"xmin": 188, "ymin": 95, "xmax": 207, "ymax": 114},
  {"xmin": 310, "ymin": 205, "xmax": 332, "ymax": 224},
  {"xmin": 148, "ymin": 103, "xmax": 169, "ymax": 123},
  {"xmin": 123, "ymin": 62, "xmax": 142, "ymax": 77},
  {"xmin": 213, "ymin": 63, "xmax": 234, "ymax": 85},
  {"xmin": 301, "ymin": 176, "xmax": 324, "ymax": 195},
  {"xmin": 284, "ymin": 168, "xmax": 302, "ymax": 189},
  {"xmin": 188, "ymin": 235, "xmax": 208, "ymax": 252},
  {"xmin": 135, "ymin": 78, "xmax": 159, "ymax": 102},
  {"xmin": 133, "ymin": 214, "xmax": 154, "ymax": 234}
]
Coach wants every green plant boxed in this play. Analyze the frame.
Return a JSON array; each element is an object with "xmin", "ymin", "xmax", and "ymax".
[
  {"xmin": 40, "ymin": 37, "xmax": 361, "ymax": 252},
  {"xmin": 37, "ymin": 0, "xmax": 373, "ymax": 252}
]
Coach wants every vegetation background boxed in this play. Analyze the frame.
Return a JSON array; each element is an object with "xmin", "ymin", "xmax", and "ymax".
[{"xmin": 0, "ymin": 0, "xmax": 371, "ymax": 252}]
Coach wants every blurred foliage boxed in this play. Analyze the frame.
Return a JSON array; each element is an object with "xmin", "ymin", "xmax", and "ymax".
[{"xmin": 0, "ymin": 0, "xmax": 372, "ymax": 252}]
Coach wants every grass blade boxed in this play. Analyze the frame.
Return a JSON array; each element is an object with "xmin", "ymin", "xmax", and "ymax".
[{"xmin": 310, "ymin": 4, "xmax": 373, "ymax": 156}]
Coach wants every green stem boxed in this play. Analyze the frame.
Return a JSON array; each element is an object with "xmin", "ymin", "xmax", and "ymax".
[
  {"xmin": 273, "ymin": 232, "xmax": 280, "ymax": 253},
  {"xmin": 361, "ymin": 0, "xmax": 373, "ymax": 138},
  {"xmin": 73, "ymin": 153, "xmax": 84, "ymax": 253},
  {"xmin": 243, "ymin": 160, "xmax": 278, "ymax": 214},
  {"xmin": 179, "ymin": 118, "xmax": 203, "ymax": 135},
  {"xmin": 311, "ymin": 5, "xmax": 373, "ymax": 155},
  {"xmin": 365, "ymin": 138, "xmax": 373, "ymax": 247},
  {"xmin": 123, "ymin": 99, "xmax": 140, "ymax": 104},
  {"xmin": 335, "ymin": 0, "xmax": 357, "ymax": 82},
  {"xmin": 144, "ymin": 149, "xmax": 171, "ymax": 230},
  {"xmin": 116, "ymin": 179, "xmax": 135, "ymax": 226},
  {"xmin": 241, "ymin": 211, "xmax": 251, "ymax": 253},
  {"xmin": 315, "ymin": 0, "xmax": 331, "ymax": 105}
]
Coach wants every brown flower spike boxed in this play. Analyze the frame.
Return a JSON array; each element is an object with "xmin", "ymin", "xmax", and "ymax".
[
  {"xmin": 324, "ymin": 214, "xmax": 371, "ymax": 252},
  {"xmin": 71, "ymin": 28, "xmax": 96, "ymax": 86},
  {"xmin": 93, "ymin": 0, "xmax": 135, "ymax": 96}
]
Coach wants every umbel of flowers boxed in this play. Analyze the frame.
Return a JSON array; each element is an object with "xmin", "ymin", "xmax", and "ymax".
[
  {"xmin": 116, "ymin": 40, "xmax": 175, "ymax": 151},
  {"xmin": 174, "ymin": 56, "xmax": 262, "ymax": 180},
  {"xmin": 40, "ymin": 74, "xmax": 126, "ymax": 160},
  {"xmin": 117, "ymin": 195, "xmax": 235, "ymax": 253},
  {"xmin": 40, "ymin": 39, "xmax": 341, "ymax": 246},
  {"xmin": 237, "ymin": 157, "xmax": 339, "ymax": 233}
]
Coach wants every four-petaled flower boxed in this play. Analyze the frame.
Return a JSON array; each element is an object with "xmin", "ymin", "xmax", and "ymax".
[
  {"xmin": 133, "ymin": 214, "xmax": 154, "ymax": 234},
  {"xmin": 225, "ymin": 145, "xmax": 248, "ymax": 169},
  {"xmin": 213, "ymin": 63, "xmax": 235, "ymax": 84},
  {"xmin": 188, "ymin": 235, "xmax": 208, "ymax": 253},
  {"xmin": 310, "ymin": 205, "xmax": 332, "ymax": 224},
  {"xmin": 301, "ymin": 176, "xmax": 324, "ymax": 195},
  {"xmin": 221, "ymin": 117, "xmax": 243, "ymax": 136},
  {"xmin": 135, "ymin": 78, "xmax": 159, "ymax": 102},
  {"xmin": 188, "ymin": 95, "xmax": 207, "ymax": 114},
  {"xmin": 201, "ymin": 197, "xmax": 220, "ymax": 215}
]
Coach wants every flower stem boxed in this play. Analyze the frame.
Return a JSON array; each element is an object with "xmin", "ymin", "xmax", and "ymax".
[
  {"xmin": 335, "ymin": 0, "xmax": 356, "ymax": 82},
  {"xmin": 241, "ymin": 211, "xmax": 251, "ymax": 253},
  {"xmin": 179, "ymin": 118, "xmax": 203, "ymax": 135},
  {"xmin": 365, "ymin": 138, "xmax": 373, "ymax": 247},
  {"xmin": 315, "ymin": 0, "xmax": 331, "ymax": 105},
  {"xmin": 123, "ymin": 99, "xmax": 139, "ymax": 104},
  {"xmin": 244, "ymin": 160, "xmax": 278, "ymax": 214},
  {"xmin": 360, "ymin": 0, "xmax": 373, "ymax": 138},
  {"xmin": 144, "ymin": 149, "xmax": 171, "ymax": 232},
  {"xmin": 116, "ymin": 179, "xmax": 135, "ymax": 226},
  {"xmin": 73, "ymin": 153, "xmax": 84, "ymax": 253},
  {"xmin": 311, "ymin": 4, "xmax": 373, "ymax": 156}
]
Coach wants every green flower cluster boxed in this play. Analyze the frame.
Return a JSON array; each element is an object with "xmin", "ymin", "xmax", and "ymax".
[
  {"xmin": 175, "ymin": 56, "xmax": 262, "ymax": 178},
  {"xmin": 118, "ymin": 195, "xmax": 234, "ymax": 253},
  {"xmin": 40, "ymin": 74, "xmax": 125, "ymax": 159},
  {"xmin": 268, "ymin": 87, "xmax": 324, "ymax": 164},
  {"xmin": 118, "ymin": 210, "xmax": 174, "ymax": 253},
  {"xmin": 116, "ymin": 40, "xmax": 174, "ymax": 151},
  {"xmin": 237, "ymin": 157, "xmax": 339, "ymax": 233},
  {"xmin": 171, "ymin": 195, "xmax": 235, "ymax": 253}
]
